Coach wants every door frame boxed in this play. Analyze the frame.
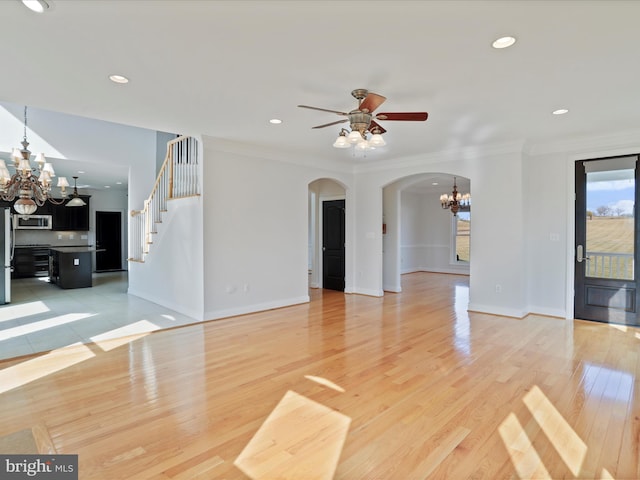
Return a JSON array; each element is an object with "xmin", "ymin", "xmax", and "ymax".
[
  {"xmin": 94, "ymin": 209, "xmax": 127, "ymax": 272},
  {"xmin": 317, "ymin": 194, "xmax": 345, "ymax": 289},
  {"xmin": 565, "ymin": 148, "xmax": 639, "ymax": 320},
  {"xmin": 573, "ymin": 155, "xmax": 638, "ymax": 324}
]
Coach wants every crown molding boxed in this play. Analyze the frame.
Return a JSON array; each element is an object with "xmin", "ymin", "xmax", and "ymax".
[
  {"xmin": 353, "ymin": 139, "xmax": 526, "ymax": 174},
  {"xmin": 524, "ymin": 128, "xmax": 640, "ymax": 157}
]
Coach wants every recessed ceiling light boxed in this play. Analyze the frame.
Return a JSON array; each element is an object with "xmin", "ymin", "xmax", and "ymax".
[
  {"xmin": 432, "ymin": 182, "xmax": 439, "ymax": 186},
  {"xmin": 492, "ymin": 36, "xmax": 516, "ymax": 49},
  {"xmin": 116, "ymin": 181, "xmax": 122, "ymax": 185},
  {"xmin": 104, "ymin": 185, "xmax": 111, "ymax": 188},
  {"xmin": 109, "ymin": 74, "xmax": 129, "ymax": 84},
  {"xmin": 77, "ymin": 170, "xmax": 85, "ymax": 174},
  {"xmin": 22, "ymin": 0, "xmax": 50, "ymax": 13},
  {"xmin": 269, "ymin": 118, "xmax": 282, "ymax": 124},
  {"xmin": 552, "ymin": 108, "xmax": 569, "ymax": 115}
]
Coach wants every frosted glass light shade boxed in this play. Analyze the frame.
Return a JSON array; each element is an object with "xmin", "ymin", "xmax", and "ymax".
[
  {"xmin": 14, "ymin": 198, "xmax": 37, "ymax": 215},
  {"xmin": 370, "ymin": 133, "xmax": 386, "ymax": 147},
  {"xmin": 66, "ymin": 196, "xmax": 86, "ymax": 207},
  {"xmin": 11, "ymin": 148, "xmax": 22, "ymax": 164},
  {"xmin": 347, "ymin": 130, "xmax": 362, "ymax": 144},
  {"xmin": 42, "ymin": 162, "xmax": 55, "ymax": 176},
  {"xmin": 18, "ymin": 159, "xmax": 31, "ymax": 172},
  {"xmin": 355, "ymin": 140, "xmax": 370, "ymax": 151},
  {"xmin": 333, "ymin": 135, "xmax": 350, "ymax": 148}
]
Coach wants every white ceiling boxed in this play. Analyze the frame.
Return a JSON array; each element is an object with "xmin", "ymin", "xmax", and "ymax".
[{"xmin": 1, "ymin": 0, "xmax": 639, "ymax": 194}]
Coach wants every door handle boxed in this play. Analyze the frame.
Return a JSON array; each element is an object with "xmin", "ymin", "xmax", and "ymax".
[{"xmin": 576, "ymin": 245, "xmax": 590, "ymax": 262}]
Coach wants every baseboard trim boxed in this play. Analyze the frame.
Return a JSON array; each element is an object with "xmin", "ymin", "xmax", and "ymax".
[
  {"xmin": 467, "ymin": 303, "xmax": 528, "ymax": 319},
  {"xmin": 205, "ymin": 295, "xmax": 310, "ymax": 321},
  {"xmin": 127, "ymin": 287, "xmax": 202, "ymax": 321}
]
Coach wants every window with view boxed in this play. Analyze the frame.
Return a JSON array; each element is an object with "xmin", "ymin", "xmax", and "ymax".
[{"xmin": 454, "ymin": 211, "xmax": 470, "ymax": 262}]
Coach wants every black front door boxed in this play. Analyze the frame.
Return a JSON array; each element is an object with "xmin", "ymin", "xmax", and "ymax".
[
  {"xmin": 95, "ymin": 211, "xmax": 122, "ymax": 272},
  {"xmin": 322, "ymin": 199, "xmax": 345, "ymax": 291},
  {"xmin": 574, "ymin": 155, "xmax": 639, "ymax": 325}
]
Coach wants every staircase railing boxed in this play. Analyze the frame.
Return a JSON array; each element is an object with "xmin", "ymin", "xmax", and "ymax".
[{"xmin": 129, "ymin": 136, "xmax": 199, "ymax": 262}]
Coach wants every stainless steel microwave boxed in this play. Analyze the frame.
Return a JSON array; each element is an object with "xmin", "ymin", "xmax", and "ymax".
[{"xmin": 13, "ymin": 214, "xmax": 53, "ymax": 230}]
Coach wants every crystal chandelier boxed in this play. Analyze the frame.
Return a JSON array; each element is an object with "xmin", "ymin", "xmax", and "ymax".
[
  {"xmin": 440, "ymin": 177, "xmax": 470, "ymax": 216},
  {"xmin": 0, "ymin": 106, "xmax": 69, "ymax": 215}
]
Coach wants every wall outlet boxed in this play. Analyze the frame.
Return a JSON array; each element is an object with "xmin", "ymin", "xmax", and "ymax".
[
  {"xmin": 495, "ymin": 284, "xmax": 502, "ymax": 293},
  {"xmin": 69, "ymin": 234, "xmax": 75, "ymax": 240},
  {"xmin": 74, "ymin": 258, "xmax": 80, "ymax": 266},
  {"xmin": 58, "ymin": 234, "xmax": 62, "ymax": 240},
  {"xmin": 81, "ymin": 234, "xmax": 88, "ymax": 240},
  {"xmin": 243, "ymin": 283, "xmax": 250, "ymax": 293}
]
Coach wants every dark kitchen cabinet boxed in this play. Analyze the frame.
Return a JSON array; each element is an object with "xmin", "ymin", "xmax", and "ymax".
[
  {"xmin": 12, "ymin": 246, "xmax": 50, "ymax": 278},
  {"xmin": 51, "ymin": 196, "xmax": 91, "ymax": 231},
  {"xmin": 49, "ymin": 248, "xmax": 93, "ymax": 288},
  {"xmin": 12, "ymin": 248, "xmax": 36, "ymax": 278}
]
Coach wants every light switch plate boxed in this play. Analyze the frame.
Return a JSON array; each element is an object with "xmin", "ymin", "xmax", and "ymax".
[{"xmin": 74, "ymin": 259, "xmax": 79, "ymax": 266}]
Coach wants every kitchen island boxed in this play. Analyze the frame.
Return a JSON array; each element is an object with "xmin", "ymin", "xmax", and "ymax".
[{"xmin": 49, "ymin": 247, "xmax": 95, "ymax": 289}]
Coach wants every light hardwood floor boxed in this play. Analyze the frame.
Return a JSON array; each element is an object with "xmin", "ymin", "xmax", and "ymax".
[{"xmin": 0, "ymin": 272, "xmax": 638, "ymax": 479}]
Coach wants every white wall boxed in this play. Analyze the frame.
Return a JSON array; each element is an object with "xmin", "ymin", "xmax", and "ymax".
[
  {"xmin": 128, "ymin": 196, "xmax": 204, "ymax": 320},
  {"xmin": 382, "ymin": 183, "xmax": 401, "ymax": 292},
  {"xmin": 522, "ymin": 151, "xmax": 569, "ymax": 317},
  {"xmin": 202, "ymin": 137, "xmax": 353, "ymax": 320},
  {"xmin": 467, "ymin": 151, "xmax": 526, "ymax": 317}
]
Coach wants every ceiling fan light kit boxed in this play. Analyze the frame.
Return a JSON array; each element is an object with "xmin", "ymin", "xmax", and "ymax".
[{"xmin": 298, "ymin": 88, "xmax": 428, "ymax": 152}]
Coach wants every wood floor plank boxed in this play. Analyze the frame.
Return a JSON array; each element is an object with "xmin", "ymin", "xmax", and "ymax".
[{"xmin": 0, "ymin": 272, "xmax": 638, "ymax": 479}]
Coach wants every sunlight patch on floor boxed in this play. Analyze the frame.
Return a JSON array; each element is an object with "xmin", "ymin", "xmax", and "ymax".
[
  {"xmin": 0, "ymin": 312, "xmax": 96, "ymax": 341},
  {"xmin": 89, "ymin": 320, "xmax": 160, "ymax": 349},
  {"xmin": 608, "ymin": 324, "xmax": 628, "ymax": 333},
  {"xmin": 523, "ymin": 385, "xmax": 587, "ymax": 476},
  {"xmin": 304, "ymin": 375, "xmax": 345, "ymax": 392},
  {"xmin": 90, "ymin": 330, "xmax": 152, "ymax": 352},
  {"xmin": 498, "ymin": 412, "xmax": 551, "ymax": 479},
  {"xmin": 234, "ymin": 390, "xmax": 351, "ymax": 480},
  {"xmin": 600, "ymin": 467, "xmax": 615, "ymax": 479},
  {"xmin": 0, "ymin": 301, "xmax": 50, "ymax": 323},
  {"xmin": 582, "ymin": 362, "xmax": 634, "ymax": 402},
  {"xmin": 0, "ymin": 342, "xmax": 95, "ymax": 394}
]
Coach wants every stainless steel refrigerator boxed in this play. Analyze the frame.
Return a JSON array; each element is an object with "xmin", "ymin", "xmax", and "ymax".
[{"xmin": 1, "ymin": 208, "xmax": 11, "ymax": 304}]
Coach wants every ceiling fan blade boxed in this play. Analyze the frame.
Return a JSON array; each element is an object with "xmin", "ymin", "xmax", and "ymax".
[
  {"xmin": 312, "ymin": 119, "xmax": 349, "ymax": 129},
  {"xmin": 368, "ymin": 120, "xmax": 387, "ymax": 134},
  {"xmin": 359, "ymin": 92, "xmax": 386, "ymax": 113},
  {"xmin": 298, "ymin": 105, "xmax": 348, "ymax": 116},
  {"xmin": 375, "ymin": 112, "xmax": 428, "ymax": 121}
]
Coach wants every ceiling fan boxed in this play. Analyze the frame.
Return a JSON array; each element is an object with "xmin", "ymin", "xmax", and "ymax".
[{"xmin": 298, "ymin": 88, "xmax": 428, "ymax": 149}]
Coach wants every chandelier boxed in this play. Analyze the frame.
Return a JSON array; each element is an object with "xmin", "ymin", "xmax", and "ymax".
[
  {"xmin": 0, "ymin": 106, "xmax": 70, "ymax": 215},
  {"xmin": 332, "ymin": 110, "xmax": 386, "ymax": 151},
  {"xmin": 440, "ymin": 177, "xmax": 470, "ymax": 216}
]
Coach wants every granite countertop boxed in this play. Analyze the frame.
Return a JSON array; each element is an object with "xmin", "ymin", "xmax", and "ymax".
[{"xmin": 49, "ymin": 247, "xmax": 97, "ymax": 253}]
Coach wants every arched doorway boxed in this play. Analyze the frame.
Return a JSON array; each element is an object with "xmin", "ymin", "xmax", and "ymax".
[
  {"xmin": 382, "ymin": 173, "xmax": 471, "ymax": 293},
  {"xmin": 308, "ymin": 179, "xmax": 347, "ymax": 291}
]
